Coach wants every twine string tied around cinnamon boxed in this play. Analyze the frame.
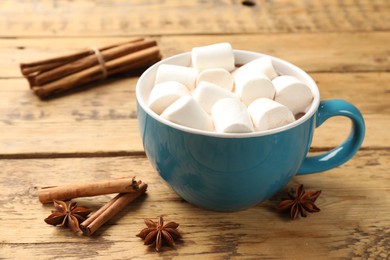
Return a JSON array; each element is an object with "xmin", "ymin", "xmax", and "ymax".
[{"xmin": 91, "ymin": 47, "xmax": 108, "ymax": 79}]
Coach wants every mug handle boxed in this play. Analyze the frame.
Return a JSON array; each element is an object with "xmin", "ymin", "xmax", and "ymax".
[{"xmin": 297, "ymin": 100, "xmax": 365, "ymax": 175}]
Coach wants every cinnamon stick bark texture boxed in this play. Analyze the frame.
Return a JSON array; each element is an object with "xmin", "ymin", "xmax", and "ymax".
[
  {"xmin": 37, "ymin": 177, "xmax": 139, "ymax": 203},
  {"xmin": 20, "ymin": 38, "xmax": 161, "ymax": 98},
  {"xmin": 81, "ymin": 181, "xmax": 148, "ymax": 236}
]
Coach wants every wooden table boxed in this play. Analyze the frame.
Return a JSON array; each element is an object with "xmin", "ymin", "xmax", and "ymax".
[{"xmin": 1, "ymin": 1, "xmax": 389, "ymax": 259}]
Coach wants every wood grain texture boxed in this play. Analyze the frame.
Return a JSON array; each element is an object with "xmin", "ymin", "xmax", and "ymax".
[
  {"xmin": 0, "ymin": 0, "xmax": 389, "ymax": 259},
  {"xmin": 0, "ymin": 151, "xmax": 388, "ymax": 259},
  {"xmin": 1, "ymin": 32, "xmax": 389, "ymax": 78},
  {"xmin": 0, "ymin": 72, "xmax": 388, "ymax": 157},
  {"xmin": 0, "ymin": 0, "xmax": 389, "ymax": 37}
]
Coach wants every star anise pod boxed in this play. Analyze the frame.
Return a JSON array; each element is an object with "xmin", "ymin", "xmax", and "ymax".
[
  {"xmin": 277, "ymin": 184, "xmax": 321, "ymax": 220},
  {"xmin": 44, "ymin": 200, "xmax": 92, "ymax": 232},
  {"xmin": 137, "ymin": 216, "xmax": 181, "ymax": 251}
]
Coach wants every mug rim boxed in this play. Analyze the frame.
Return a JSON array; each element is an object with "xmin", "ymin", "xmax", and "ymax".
[{"xmin": 136, "ymin": 50, "xmax": 320, "ymax": 138}]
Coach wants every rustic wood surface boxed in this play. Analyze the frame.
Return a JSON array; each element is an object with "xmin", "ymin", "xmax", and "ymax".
[{"xmin": 0, "ymin": 1, "xmax": 389, "ymax": 259}]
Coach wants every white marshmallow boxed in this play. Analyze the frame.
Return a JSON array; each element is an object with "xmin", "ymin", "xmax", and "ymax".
[
  {"xmin": 191, "ymin": 43, "xmax": 235, "ymax": 72},
  {"xmin": 233, "ymin": 70, "xmax": 275, "ymax": 106},
  {"xmin": 235, "ymin": 57, "xmax": 278, "ymax": 80},
  {"xmin": 161, "ymin": 95, "xmax": 213, "ymax": 131},
  {"xmin": 148, "ymin": 81, "xmax": 189, "ymax": 115},
  {"xmin": 155, "ymin": 64, "xmax": 198, "ymax": 90},
  {"xmin": 272, "ymin": 75, "xmax": 314, "ymax": 115},
  {"xmin": 248, "ymin": 98, "xmax": 295, "ymax": 131},
  {"xmin": 211, "ymin": 98, "xmax": 254, "ymax": 133},
  {"xmin": 196, "ymin": 68, "xmax": 234, "ymax": 91},
  {"xmin": 193, "ymin": 81, "xmax": 238, "ymax": 114}
]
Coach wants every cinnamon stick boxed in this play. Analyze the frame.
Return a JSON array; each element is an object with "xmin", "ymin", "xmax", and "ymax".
[
  {"xmin": 37, "ymin": 177, "xmax": 139, "ymax": 203},
  {"xmin": 20, "ymin": 37, "xmax": 144, "ymax": 75},
  {"xmin": 20, "ymin": 38, "xmax": 161, "ymax": 98},
  {"xmin": 21, "ymin": 52, "xmax": 91, "ymax": 76},
  {"xmin": 22, "ymin": 61, "xmax": 70, "ymax": 76},
  {"xmin": 80, "ymin": 182, "xmax": 148, "ymax": 236},
  {"xmin": 32, "ymin": 45, "xmax": 161, "ymax": 98},
  {"xmin": 32, "ymin": 38, "xmax": 157, "ymax": 86}
]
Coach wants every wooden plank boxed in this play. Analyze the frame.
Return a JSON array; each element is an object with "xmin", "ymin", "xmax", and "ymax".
[
  {"xmin": 0, "ymin": 150, "xmax": 388, "ymax": 258},
  {"xmin": 0, "ymin": 0, "xmax": 388, "ymax": 37},
  {"xmin": 0, "ymin": 76, "xmax": 143, "ymax": 156},
  {"xmin": 1, "ymin": 32, "xmax": 389, "ymax": 78},
  {"xmin": 0, "ymin": 72, "xmax": 388, "ymax": 156}
]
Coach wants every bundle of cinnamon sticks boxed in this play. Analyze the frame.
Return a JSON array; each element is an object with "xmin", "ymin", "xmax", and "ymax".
[
  {"xmin": 21, "ymin": 38, "xmax": 161, "ymax": 98},
  {"xmin": 38, "ymin": 176, "xmax": 147, "ymax": 236}
]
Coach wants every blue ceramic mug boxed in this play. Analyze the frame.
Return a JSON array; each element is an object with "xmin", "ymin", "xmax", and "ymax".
[{"xmin": 136, "ymin": 50, "xmax": 365, "ymax": 211}]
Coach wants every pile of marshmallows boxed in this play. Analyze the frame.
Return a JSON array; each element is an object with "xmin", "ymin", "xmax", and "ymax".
[{"xmin": 147, "ymin": 43, "xmax": 313, "ymax": 133}]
